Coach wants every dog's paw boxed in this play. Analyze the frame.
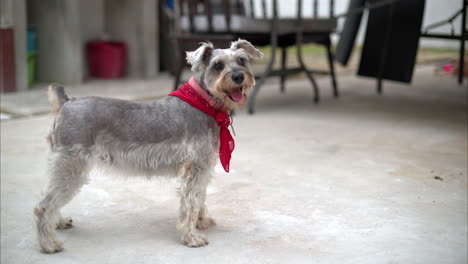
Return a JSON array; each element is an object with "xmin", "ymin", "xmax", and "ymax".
[
  {"xmin": 182, "ymin": 233, "xmax": 209, "ymax": 248},
  {"xmin": 196, "ymin": 216, "xmax": 216, "ymax": 230},
  {"xmin": 56, "ymin": 217, "xmax": 73, "ymax": 229},
  {"xmin": 40, "ymin": 239, "xmax": 64, "ymax": 254}
]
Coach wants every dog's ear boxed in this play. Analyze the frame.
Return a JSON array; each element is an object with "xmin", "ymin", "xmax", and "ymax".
[
  {"xmin": 186, "ymin": 42, "xmax": 214, "ymax": 72},
  {"xmin": 230, "ymin": 39, "xmax": 263, "ymax": 59}
]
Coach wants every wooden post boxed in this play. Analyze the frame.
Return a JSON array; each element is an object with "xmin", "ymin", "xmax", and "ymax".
[{"xmin": 0, "ymin": 27, "xmax": 16, "ymax": 93}]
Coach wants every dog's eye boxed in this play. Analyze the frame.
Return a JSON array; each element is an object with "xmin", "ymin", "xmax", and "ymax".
[
  {"xmin": 238, "ymin": 57, "xmax": 246, "ymax": 66},
  {"xmin": 213, "ymin": 62, "xmax": 224, "ymax": 71}
]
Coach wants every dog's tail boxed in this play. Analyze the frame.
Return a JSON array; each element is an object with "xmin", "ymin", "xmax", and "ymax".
[{"xmin": 48, "ymin": 83, "xmax": 69, "ymax": 116}]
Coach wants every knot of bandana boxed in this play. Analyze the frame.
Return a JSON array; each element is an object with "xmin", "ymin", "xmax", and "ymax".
[
  {"xmin": 216, "ymin": 113, "xmax": 230, "ymax": 128},
  {"xmin": 169, "ymin": 78, "xmax": 235, "ymax": 172}
]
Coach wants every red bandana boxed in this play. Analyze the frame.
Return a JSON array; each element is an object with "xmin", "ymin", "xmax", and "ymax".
[{"xmin": 169, "ymin": 77, "xmax": 234, "ymax": 173}]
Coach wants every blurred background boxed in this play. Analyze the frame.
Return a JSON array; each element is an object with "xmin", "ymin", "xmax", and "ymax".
[{"xmin": 0, "ymin": 0, "xmax": 465, "ymax": 93}]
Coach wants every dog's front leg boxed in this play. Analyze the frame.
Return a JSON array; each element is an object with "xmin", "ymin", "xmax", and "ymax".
[{"xmin": 177, "ymin": 164, "xmax": 210, "ymax": 247}]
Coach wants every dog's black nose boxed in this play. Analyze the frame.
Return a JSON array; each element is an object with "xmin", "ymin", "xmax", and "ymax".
[{"xmin": 231, "ymin": 72, "xmax": 245, "ymax": 84}]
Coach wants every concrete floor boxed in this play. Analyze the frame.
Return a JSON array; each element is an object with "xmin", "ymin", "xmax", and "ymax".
[{"xmin": 1, "ymin": 66, "xmax": 467, "ymax": 264}]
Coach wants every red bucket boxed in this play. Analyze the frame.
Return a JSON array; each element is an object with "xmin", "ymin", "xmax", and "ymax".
[{"xmin": 86, "ymin": 41, "xmax": 126, "ymax": 78}]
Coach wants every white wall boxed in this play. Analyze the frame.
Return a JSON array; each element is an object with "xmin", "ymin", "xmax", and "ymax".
[
  {"xmin": 265, "ymin": 0, "xmax": 464, "ymax": 49},
  {"xmin": 420, "ymin": 0, "xmax": 465, "ymax": 48}
]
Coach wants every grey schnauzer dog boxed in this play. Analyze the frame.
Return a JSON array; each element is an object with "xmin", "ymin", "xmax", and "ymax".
[{"xmin": 33, "ymin": 39, "xmax": 263, "ymax": 253}]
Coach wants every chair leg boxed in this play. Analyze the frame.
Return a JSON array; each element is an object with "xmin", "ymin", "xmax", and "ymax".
[
  {"xmin": 296, "ymin": 34, "xmax": 319, "ymax": 103},
  {"xmin": 173, "ymin": 54, "xmax": 185, "ymax": 91},
  {"xmin": 248, "ymin": 0, "xmax": 279, "ymax": 114},
  {"xmin": 280, "ymin": 46, "xmax": 287, "ymax": 93},
  {"xmin": 248, "ymin": 44, "xmax": 277, "ymax": 114},
  {"xmin": 326, "ymin": 43, "xmax": 339, "ymax": 98}
]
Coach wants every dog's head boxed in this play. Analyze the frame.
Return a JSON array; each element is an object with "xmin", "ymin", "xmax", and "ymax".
[{"xmin": 186, "ymin": 39, "xmax": 263, "ymax": 110}]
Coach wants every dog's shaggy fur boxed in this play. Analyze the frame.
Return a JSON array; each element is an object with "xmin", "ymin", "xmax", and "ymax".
[{"xmin": 33, "ymin": 39, "xmax": 263, "ymax": 253}]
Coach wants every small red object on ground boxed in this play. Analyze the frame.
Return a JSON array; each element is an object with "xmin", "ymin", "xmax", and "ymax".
[
  {"xmin": 86, "ymin": 41, "xmax": 126, "ymax": 78},
  {"xmin": 443, "ymin": 63, "xmax": 453, "ymax": 73}
]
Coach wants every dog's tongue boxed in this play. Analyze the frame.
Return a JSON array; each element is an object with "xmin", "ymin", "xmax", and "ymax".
[{"xmin": 229, "ymin": 88, "xmax": 243, "ymax": 102}]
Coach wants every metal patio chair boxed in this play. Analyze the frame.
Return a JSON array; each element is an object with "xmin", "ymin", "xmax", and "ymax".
[{"xmin": 170, "ymin": 0, "xmax": 339, "ymax": 114}]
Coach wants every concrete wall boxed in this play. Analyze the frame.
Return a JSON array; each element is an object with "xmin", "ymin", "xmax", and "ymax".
[
  {"xmin": 29, "ymin": 0, "xmax": 159, "ymax": 84},
  {"xmin": 13, "ymin": 0, "xmax": 27, "ymax": 91},
  {"xmin": 104, "ymin": 0, "xmax": 159, "ymax": 78},
  {"xmin": 31, "ymin": 0, "xmax": 83, "ymax": 85},
  {"xmin": 7, "ymin": 0, "xmax": 158, "ymax": 90},
  {"xmin": 80, "ymin": 0, "xmax": 105, "ymax": 76}
]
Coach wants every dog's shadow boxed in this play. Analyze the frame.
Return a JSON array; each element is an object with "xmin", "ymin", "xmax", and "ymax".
[{"xmin": 59, "ymin": 209, "xmax": 228, "ymax": 249}]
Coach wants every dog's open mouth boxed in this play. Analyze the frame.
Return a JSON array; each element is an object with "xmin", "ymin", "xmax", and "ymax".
[{"xmin": 227, "ymin": 87, "xmax": 244, "ymax": 102}]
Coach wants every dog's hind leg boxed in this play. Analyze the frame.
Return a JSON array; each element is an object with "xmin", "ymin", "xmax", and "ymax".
[
  {"xmin": 196, "ymin": 190, "xmax": 216, "ymax": 230},
  {"xmin": 56, "ymin": 214, "xmax": 74, "ymax": 229},
  {"xmin": 177, "ymin": 163, "xmax": 211, "ymax": 247},
  {"xmin": 34, "ymin": 152, "xmax": 88, "ymax": 253}
]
